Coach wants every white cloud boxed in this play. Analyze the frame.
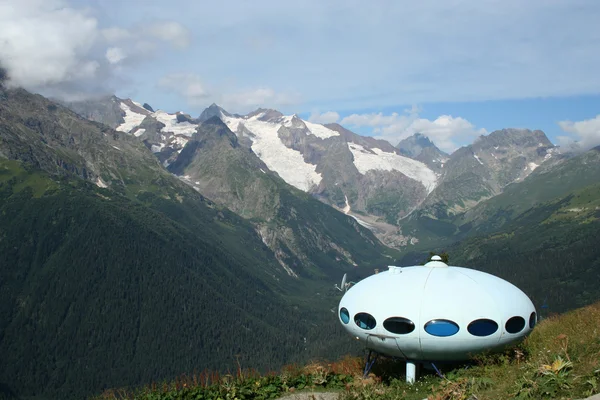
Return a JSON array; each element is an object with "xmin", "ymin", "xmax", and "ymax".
[
  {"xmin": 144, "ymin": 21, "xmax": 190, "ymax": 49},
  {"xmin": 341, "ymin": 112, "xmax": 405, "ymax": 127},
  {"xmin": 340, "ymin": 110, "xmax": 486, "ymax": 152},
  {"xmin": 219, "ymin": 87, "xmax": 300, "ymax": 112},
  {"xmin": 158, "ymin": 73, "xmax": 209, "ymax": 106},
  {"xmin": 0, "ymin": 0, "xmax": 99, "ymax": 87},
  {"xmin": 105, "ymin": 47, "xmax": 126, "ymax": 64},
  {"xmin": 101, "ymin": 27, "xmax": 132, "ymax": 43},
  {"xmin": 100, "ymin": 0, "xmax": 600, "ymax": 110},
  {"xmin": 157, "ymin": 71, "xmax": 299, "ymax": 112},
  {"xmin": 558, "ymin": 115, "xmax": 600, "ymax": 151},
  {"xmin": 401, "ymin": 116, "xmax": 488, "ymax": 153},
  {"xmin": 0, "ymin": 0, "xmax": 191, "ymax": 99},
  {"xmin": 308, "ymin": 111, "xmax": 340, "ymax": 124}
]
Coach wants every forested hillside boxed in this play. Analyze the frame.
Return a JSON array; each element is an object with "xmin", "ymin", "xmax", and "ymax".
[
  {"xmin": 0, "ymin": 84, "xmax": 384, "ymax": 400},
  {"xmin": 0, "ymin": 159, "xmax": 361, "ymax": 399},
  {"xmin": 399, "ymin": 179, "xmax": 600, "ymax": 314}
]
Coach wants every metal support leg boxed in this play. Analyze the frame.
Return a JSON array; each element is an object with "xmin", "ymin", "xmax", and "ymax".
[
  {"xmin": 363, "ymin": 350, "xmax": 378, "ymax": 377},
  {"xmin": 431, "ymin": 362, "xmax": 444, "ymax": 379},
  {"xmin": 406, "ymin": 360, "xmax": 416, "ymax": 384}
]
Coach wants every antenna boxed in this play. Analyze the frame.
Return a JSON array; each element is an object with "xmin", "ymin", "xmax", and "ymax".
[{"xmin": 334, "ymin": 273, "xmax": 348, "ymax": 292}]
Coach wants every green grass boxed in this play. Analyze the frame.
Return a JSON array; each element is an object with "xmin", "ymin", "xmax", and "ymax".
[
  {"xmin": 92, "ymin": 302, "xmax": 600, "ymax": 400},
  {"xmin": 0, "ymin": 159, "xmax": 58, "ymax": 197}
]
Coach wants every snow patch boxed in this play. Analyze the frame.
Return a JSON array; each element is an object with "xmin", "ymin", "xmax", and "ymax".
[
  {"xmin": 117, "ymin": 102, "xmax": 147, "ymax": 133},
  {"xmin": 151, "ymin": 143, "xmax": 165, "ymax": 153},
  {"xmin": 303, "ymin": 120, "xmax": 340, "ymax": 139},
  {"xmin": 350, "ymin": 215, "xmax": 375, "ymax": 229},
  {"xmin": 347, "ymin": 143, "xmax": 437, "ymax": 193},
  {"xmin": 95, "ymin": 177, "xmax": 108, "ymax": 188},
  {"xmin": 473, "ymin": 154, "xmax": 484, "ymax": 165},
  {"xmin": 342, "ymin": 195, "xmax": 351, "ymax": 214},
  {"xmin": 222, "ymin": 115, "xmax": 241, "ymax": 133},
  {"xmin": 222, "ymin": 113, "xmax": 322, "ymax": 191},
  {"xmin": 170, "ymin": 136, "xmax": 189, "ymax": 148},
  {"xmin": 133, "ymin": 128, "xmax": 146, "ymax": 137},
  {"xmin": 154, "ymin": 111, "xmax": 198, "ymax": 137},
  {"xmin": 112, "ymin": 145, "xmax": 121, "ymax": 151},
  {"xmin": 528, "ymin": 162, "xmax": 539, "ymax": 171}
]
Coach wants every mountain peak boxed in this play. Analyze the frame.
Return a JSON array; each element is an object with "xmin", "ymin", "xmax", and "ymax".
[
  {"xmin": 477, "ymin": 128, "xmax": 554, "ymax": 150},
  {"xmin": 202, "ymin": 115, "xmax": 228, "ymax": 128},
  {"xmin": 246, "ymin": 108, "xmax": 283, "ymax": 121},
  {"xmin": 199, "ymin": 103, "xmax": 229, "ymax": 122},
  {"xmin": 396, "ymin": 133, "xmax": 446, "ymax": 158}
]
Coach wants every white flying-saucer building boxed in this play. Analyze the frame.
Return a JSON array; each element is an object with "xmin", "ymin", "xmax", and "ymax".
[{"xmin": 338, "ymin": 256, "xmax": 536, "ymax": 383}]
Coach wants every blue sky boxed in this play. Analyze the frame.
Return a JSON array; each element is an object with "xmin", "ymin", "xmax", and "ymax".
[{"xmin": 1, "ymin": 0, "xmax": 599, "ymax": 152}]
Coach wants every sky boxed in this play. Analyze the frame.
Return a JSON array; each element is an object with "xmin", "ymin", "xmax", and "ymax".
[{"xmin": 1, "ymin": 0, "xmax": 599, "ymax": 152}]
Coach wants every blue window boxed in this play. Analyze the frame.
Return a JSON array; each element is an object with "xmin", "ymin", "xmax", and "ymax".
[
  {"xmin": 354, "ymin": 313, "xmax": 376, "ymax": 330},
  {"xmin": 467, "ymin": 319, "xmax": 499, "ymax": 337},
  {"xmin": 383, "ymin": 317, "xmax": 415, "ymax": 334},
  {"xmin": 529, "ymin": 312, "xmax": 537, "ymax": 329},
  {"xmin": 340, "ymin": 308, "xmax": 350, "ymax": 324},
  {"xmin": 424, "ymin": 319, "xmax": 459, "ymax": 337},
  {"xmin": 505, "ymin": 316, "xmax": 525, "ymax": 333}
]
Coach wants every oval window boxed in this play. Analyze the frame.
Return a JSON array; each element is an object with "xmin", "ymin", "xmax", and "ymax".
[
  {"xmin": 467, "ymin": 319, "xmax": 499, "ymax": 337},
  {"xmin": 505, "ymin": 316, "xmax": 526, "ymax": 333},
  {"xmin": 340, "ymin": 308, "xmax": 350, "ymax": 324},
  {"xmin": 383, "ymin": 317, "xmax": 415, "ymax": 334},
  {"xmin": 424, "ymin": 319, "xmax": 459, "ymax": 337},
  {"xmin": 529, "ymin": 312, "xmax": 537, "ymax": 329},
  {"xmin": 354, "ymin": 313, "xmax": 376, "ymax": 330}
]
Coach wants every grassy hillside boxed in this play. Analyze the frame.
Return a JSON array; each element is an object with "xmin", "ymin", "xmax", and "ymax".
[
  {"xmin": 91, "ymin": 301, "xmax": 600, "ymax": 400},
  {"xmin": 398, "ymin": 182, "xmax": 600, "ymax": 314},
  {"xmin": 447, "ymin": 183, "xmax": 600, "ymax": 314}
]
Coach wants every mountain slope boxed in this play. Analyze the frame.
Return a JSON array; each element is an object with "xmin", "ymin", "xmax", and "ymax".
[
  {"xmin": 64, "ymin": 97, "xmax": 568, "ymax": 250},
  {"xmin": 456, "ymin": 146, "xmax": 600, "ymax": 236},
  {"xmin": 167, "ymin": 117, "xmax": 394, "ymax": 278},
  {"xmin": 402, "ymin": 128, "xmax": 558, "ymax": 245},
  {"xmin": 448, "ymin": 181, "xmax": 600, "ymax": 314},
  {"xmin": 396, "ymin": 133, "xmax": 449, "ymax": 172},
  {"xmin": 0, "ymin": 87, "xmax": 365, "ymax": 399},
  {"xmin": 0, "ymin": 88, "xmax": 166, "ymax": 194},
  {"xmin": 421, "ymin": 128, "xmax": 555, "ymax": 218},
  {"xmin": 397, "ymin": 147, "xmax": 600, "ymax": 312},
  {"xmin": 65, "ymin": 97, "xmax": 437, "ymax": 247}
]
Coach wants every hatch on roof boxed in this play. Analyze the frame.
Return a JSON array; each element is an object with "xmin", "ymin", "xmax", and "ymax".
[{"xmin": 424, "ymin": 255, "xmax": 448, "ymax": 268}]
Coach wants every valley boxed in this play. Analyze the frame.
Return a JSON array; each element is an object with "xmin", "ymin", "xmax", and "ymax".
[{"xmin": 1, "ymin": 68, "xmax": 599, "ymax": 400}]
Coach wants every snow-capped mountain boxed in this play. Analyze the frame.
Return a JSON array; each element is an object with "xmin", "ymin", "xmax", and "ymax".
[
  {"xmin": 73, "ymin": 97, "xmax": 437, "ymax": 245},
  {"xmin": 65, "ymin": 96, "xmax": 560, "ymax": 248},
  {"xmin": 215, "ymin": 107, "xmax": 437, "ymax": 247}
]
